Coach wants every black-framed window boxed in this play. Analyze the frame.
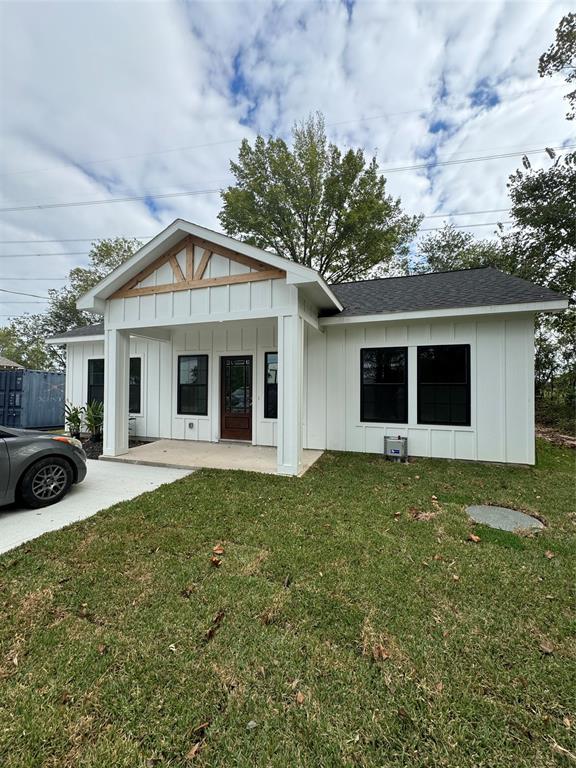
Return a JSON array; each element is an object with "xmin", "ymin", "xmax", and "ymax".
[
  {"xmin": 264, "ymin": 352, "xmax": 278, "ymax": 419},
  {"xmin": 129, "ymin": 358, "xmax": 142, "ymax": 414},
  {"xmin": 87, "ymin": 358, "xmax": 142, "ymax": 414},
  {"xmin": 417, "ymin": 345, "xmax": 470, "ymax": 426},
  {"xmin": 87, "ymin": 359, "xmax": 105, "ymax": 405},
  {"xmin": 361, "ymin": 347, "xmax": 408, "ymax": 423},
  {"xmin": 177, "ymin": 355, "xmax": 208, "ymax": 416}
]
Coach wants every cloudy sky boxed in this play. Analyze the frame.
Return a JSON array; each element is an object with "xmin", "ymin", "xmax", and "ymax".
[{"xmin": 0, "ymin": 0, "xmax": 573, "ymax": 323}]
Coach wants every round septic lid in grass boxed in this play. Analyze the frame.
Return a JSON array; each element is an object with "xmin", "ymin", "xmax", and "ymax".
[{"xmin": 466, "ymin": 505, "xmax": 545, "ymax": 532}]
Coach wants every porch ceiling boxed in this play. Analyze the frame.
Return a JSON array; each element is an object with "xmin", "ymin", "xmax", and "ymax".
[{"xmin": 99, "ymin": 439, "xmax": 323, "ymax": 477}]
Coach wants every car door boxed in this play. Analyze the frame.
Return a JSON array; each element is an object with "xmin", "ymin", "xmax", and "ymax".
[{"xmin": 0, "ymin": 433, "xmax": 10, "ymax": 502}]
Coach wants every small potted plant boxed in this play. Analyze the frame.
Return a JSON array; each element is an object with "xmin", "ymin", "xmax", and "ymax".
[{"xmin": 64, "ymin": 402, "xmax": 84, "ymax": 439}]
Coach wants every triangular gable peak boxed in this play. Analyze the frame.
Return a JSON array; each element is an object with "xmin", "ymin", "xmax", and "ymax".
[{"xmin": 111, "ymin": 234, "xmax": 285, "ymax": 300}]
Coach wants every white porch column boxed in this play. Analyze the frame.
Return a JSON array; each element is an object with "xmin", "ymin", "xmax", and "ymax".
[
  {"xmin": 277, "ymin": 313, "xmax": 304, "ymax": 476},
  {"xmin": 103, "ymin": 328, "xmax": 130, "ymax": 456}
]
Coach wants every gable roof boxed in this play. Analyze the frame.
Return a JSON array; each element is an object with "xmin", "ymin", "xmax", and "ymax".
[
  {"xmin": 77, "ymin": 219, "xmax": 342, "ymax": 313},
  {"xmin": 0, "ymin": 356, "xmax": 24, "ymax": 369},
  {"xmin": 326, "ymin": 267, "xmax": 568, "ymax": 318}
]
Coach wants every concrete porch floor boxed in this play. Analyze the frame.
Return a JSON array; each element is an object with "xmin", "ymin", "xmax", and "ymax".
[{"xmin": 100, "ymin": 439, "xmax": 324, "ymax": 476}]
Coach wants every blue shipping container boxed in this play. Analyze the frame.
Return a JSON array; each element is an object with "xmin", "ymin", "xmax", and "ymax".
[{"xmin": 0, "ymin": 370, "xmax": 65, "ymax": 429}]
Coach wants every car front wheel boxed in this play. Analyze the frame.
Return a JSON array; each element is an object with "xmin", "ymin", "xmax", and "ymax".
[{"xmin": 19, "ymin": 457, "xmax": 73, "ymax": 508}]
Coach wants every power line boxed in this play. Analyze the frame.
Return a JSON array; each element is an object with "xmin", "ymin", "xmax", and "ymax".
[
  {"xmin": 0, "ymin": 236, "xmax": 151, "ymax": 244},
  {"xmin": 420, "ymin": 220, "xmax": 511, "ymax": 232},
  {"xmin": 379, "ymin": 145, "xmax": 575, "ymax": 174},
  {"xmin": 1, "ymin": 143, "xmax": 571, "ymax": 216},
  {"xmin": 0, "ymin": 287, "xmax": 49, "ymax": 299},
  {"xmin": 0, "ymin": 251, "xmax": 94, "ymax": 258},
  {"xmin": 0, "ymin": 207, "xmax": 513, "ymax": 245},
  {"xmin": 1, "ymin": 84, "xmax": 566, "ymax": 178}
]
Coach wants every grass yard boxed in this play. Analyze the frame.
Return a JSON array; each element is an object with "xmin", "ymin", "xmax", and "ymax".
[{"xmin": 1, "ymin": 441, "xmax": 575, "ymax": 768}]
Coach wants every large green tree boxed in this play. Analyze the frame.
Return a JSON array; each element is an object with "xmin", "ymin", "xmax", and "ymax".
[
  {"xmin": 4, "ymin": 238, "xmax": 140, "ymax": 370},
  {"xmin": 219, "ymin": 113, "xmax": 420, "ymax": 283},
  {"xmin": 539, "ymin": 11, "xmax": 576, "ymax": 120}
]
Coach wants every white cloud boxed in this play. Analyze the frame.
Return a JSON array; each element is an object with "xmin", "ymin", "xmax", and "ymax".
[{"xmin": 0, "ymin": 0, "xmax": 573, "ymax": 321}]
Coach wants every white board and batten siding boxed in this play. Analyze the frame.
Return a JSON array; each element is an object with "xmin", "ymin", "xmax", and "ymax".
[
  {"xmin": 304, "ymin": 313, "xmax": 535, "ymax": 465},
  {"xmin": 105, "ymin": 246, "xmax": 296, "ymax": 329}
]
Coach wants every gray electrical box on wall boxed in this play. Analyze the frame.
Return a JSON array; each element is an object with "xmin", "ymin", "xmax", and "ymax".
[{"xmin": 384, "ymin": 436, "xmax": 407, "ymax": 462}]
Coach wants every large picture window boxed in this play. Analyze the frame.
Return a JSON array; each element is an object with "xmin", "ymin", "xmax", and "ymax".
[
  {"xmin": 264, "ymin": 352, "xmax": 278, "ymax": 419},
  {"xmin": 178, "ymin": 355, "xmax": 208, "ymax": 416},
  {"xmin": 87, "ymin": 358, "xmax": 142, "ymax": 414},
  {"xmin": 361, "ymin": 347, "xmax": 408, "ymax": 423},
  {"xmin": 87, "ymin": 359, "xmax": 105, "ymax": 406},
  {"xmin": 417, "ymin": 345, "xmax": 471, "ymax": 426}
]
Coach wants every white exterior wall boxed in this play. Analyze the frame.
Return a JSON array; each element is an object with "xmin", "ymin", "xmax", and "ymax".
[
  {"xmin": 104, "ymin": 248, "xmax": 295, "ymax": 330},
  {"xmin": 65, "ymin": 301, "xmax": 536, "ymax": 465},
  {"xmin": 304, "ymin": 313, "xmax": 535, "ymax": 465},
  {"xmin": 65, "ymin": 321, "xmax": 280, "ymax": 446}
]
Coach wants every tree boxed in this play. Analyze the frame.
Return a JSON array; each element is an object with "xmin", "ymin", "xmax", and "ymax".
[
  {"xmin": 219, "ymin": 113, "xmax": 419, "ymax": 283},
  {"xmin": 539, "ymin": 12, "xmax": 576, "ymax": 120},
  {"xmin": 0, "ymin": 324, "xmax": 49, "ymax": 370},
  {"xmin": 5, "ymin": 238, "xmax": 140, "ymax": 370},
  {"xmin": 415, "ymin": 225, "xmax": 504, "ymax": 273}
]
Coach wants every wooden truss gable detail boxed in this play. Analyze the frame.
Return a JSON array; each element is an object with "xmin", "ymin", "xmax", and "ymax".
[{"xmin": 111, "ymin": 235, "xmax": 285, "ymax": 299}]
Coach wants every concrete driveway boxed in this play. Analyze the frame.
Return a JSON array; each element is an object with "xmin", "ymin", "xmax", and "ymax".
[{"xmin": 0, "ymin": 459, "xmax": 191, "ymax": 555}]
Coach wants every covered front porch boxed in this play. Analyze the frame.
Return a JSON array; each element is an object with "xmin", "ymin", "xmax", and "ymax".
[
  {"xmin": 100, "ymin": 438, "xmax": 323, "ymax": 476},
  {"xmin": 102, "ymin": 312, "xmax": 309, "ymax": 476}
]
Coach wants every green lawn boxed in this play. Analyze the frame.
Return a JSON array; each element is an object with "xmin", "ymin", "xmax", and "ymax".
[{"xmin": 1, "ymin": 442, "xmax": 575, "ymax": 767}]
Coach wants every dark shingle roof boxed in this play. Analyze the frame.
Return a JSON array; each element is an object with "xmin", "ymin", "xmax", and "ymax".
[
  {"xmin": 49, "ymin": 323, "xmax": 104, "ymax": 341},
  {"xmin": 327, "ymin": 267, "xmax": 566, "ymax": 317},
  {"xmin": 52, "ymin": 268, "xmax": 566, "ymax": 341}
]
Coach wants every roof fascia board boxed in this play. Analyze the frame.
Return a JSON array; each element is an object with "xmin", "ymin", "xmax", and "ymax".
[
  {"xmin": 77, "ymin": 219, "xmax": 341, "ymax": 312},
  {"xmin": 47, "ymin": 334, "xmax": 105, "ymax": 345},
  {"xmin": 319, "ymin": 299, "xmax": 569, "ymax": 326}
]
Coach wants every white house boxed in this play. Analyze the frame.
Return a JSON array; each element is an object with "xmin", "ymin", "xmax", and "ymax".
[{"xmin": 49, "ymin": 219, "xmax": 568, "ymax": 475}]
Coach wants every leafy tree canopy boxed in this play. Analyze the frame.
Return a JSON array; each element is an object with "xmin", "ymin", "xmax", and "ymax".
[
  {"xmin": 3, "ymin": 238, "xmax": 140, "ymax": 370},
  {"xmin": 539, "ymin": 12, "xmax": 576, "ymax": 120},
  {"xmin": 219, "ymin": 113, "xmax": 420, "ymax": 283}
]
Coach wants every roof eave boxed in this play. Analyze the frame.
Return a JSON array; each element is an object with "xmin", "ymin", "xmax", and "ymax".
[
  {"xmin": 320, "ymin": 299, "xmax": 569, "ymax": 325},
  {"xmin": 77, "ymin": 219, "xmax": 342, "ymax": 313}
]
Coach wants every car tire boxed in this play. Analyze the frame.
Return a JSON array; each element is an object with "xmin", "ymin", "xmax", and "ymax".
[{"xmin": 18, "ymin": 457, "xmax": 73, "ymax": 509}]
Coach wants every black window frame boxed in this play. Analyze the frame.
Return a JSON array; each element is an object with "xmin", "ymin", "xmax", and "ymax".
[
  {"xmin": 129, "ymin": 357, "xmax": 142, "ymax": 415},
  {"xmin": 87, "ymin": 357, "xmax": 142, "ymax": 414},
  {"xmin": 177, "ymin": 354, "xmax": 209, "ymax": 416},
  {"xmin": 360, "ymin": 346, "xmax": 408, "ymax": 424},
  {"xmin": 417, "ymin": 344, "xmax": 471, "ymax": 427},
  {"xmin": 264, "ymin": 351, "xmax": 278, "ymax": 419},
  {"xmin": 87, "ymin": 358, "xmax": 105, "ymax": 406}
]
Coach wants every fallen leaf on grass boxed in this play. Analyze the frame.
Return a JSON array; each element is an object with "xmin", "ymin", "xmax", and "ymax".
[
  {"xmin": 564, "ymin": 716, "xmax": 572, "ymax": 729},
  {"xmin": 544, "ymin": 550, "xmax": 555, "ymax": 560},
  {"xmin": 97, "ymin": 643, "xmax": 108, "ymax": 655},
  {"xmin": 435, "ymin": 681, "xmax": 444, "ymax": 694},
  {"xmin": 539, "ymin": 641, "xmax": 554, "ymax": 655},
  {"xmin": 371, "ymin": 644, "xmax": 390, "ymax": 662},
  {"xmin": 210, "ymin": 556, "xmax": 222, "ymax": 568},
  {"xmin": 212, "ymin": 543, "xmax": 225, "ymax": 555},
  {"xmin": 168, "ymin": 644, "xmax": 177, "ymax": 653},
  {"xmin": 186, "ymin": 741, "xmax": 204, "ymax": 761},
  {"xmin": 205, "ymin": 610, "xmax": 225, "ymax": 641},
  {"xmin": 295, "ymin": 691, "xmax": 305, "ymax": 705},
  {"xmin": 452, "ymin": 574, "xmax": 460, "ymax": 582},
  {"xmin": 246, "ymin": 720, "xmax": 257, "ymax": 730},
  {"xmin": 467, "ymin": 533, "xmax": 481, "ymax": 543}
]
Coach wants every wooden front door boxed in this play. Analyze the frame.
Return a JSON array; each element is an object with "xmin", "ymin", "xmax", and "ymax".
[{"xmin": 220, "ymin": 356, "xmax": 253, "ymax": 441}]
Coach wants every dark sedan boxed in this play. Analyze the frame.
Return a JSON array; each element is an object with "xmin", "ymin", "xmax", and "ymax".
[{"xmin": 0, "ymin": 427, "xmax": 87, "ymax": 508}]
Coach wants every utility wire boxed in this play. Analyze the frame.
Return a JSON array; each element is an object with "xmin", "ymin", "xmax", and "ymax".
[
  {"xmin": 0, "ymin": 287, "xmax": 50, "ymax": 299},
  {"xmin": 0, "ymin": 84, "xmax": 567, "ymax": 178},
  {"xmin": 0, "ymin": 206, "xmax": 514, "ymax": 245},
  {"xmin": 1, "ymin": 145, "xmax": 571, "ymax": 215}
]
